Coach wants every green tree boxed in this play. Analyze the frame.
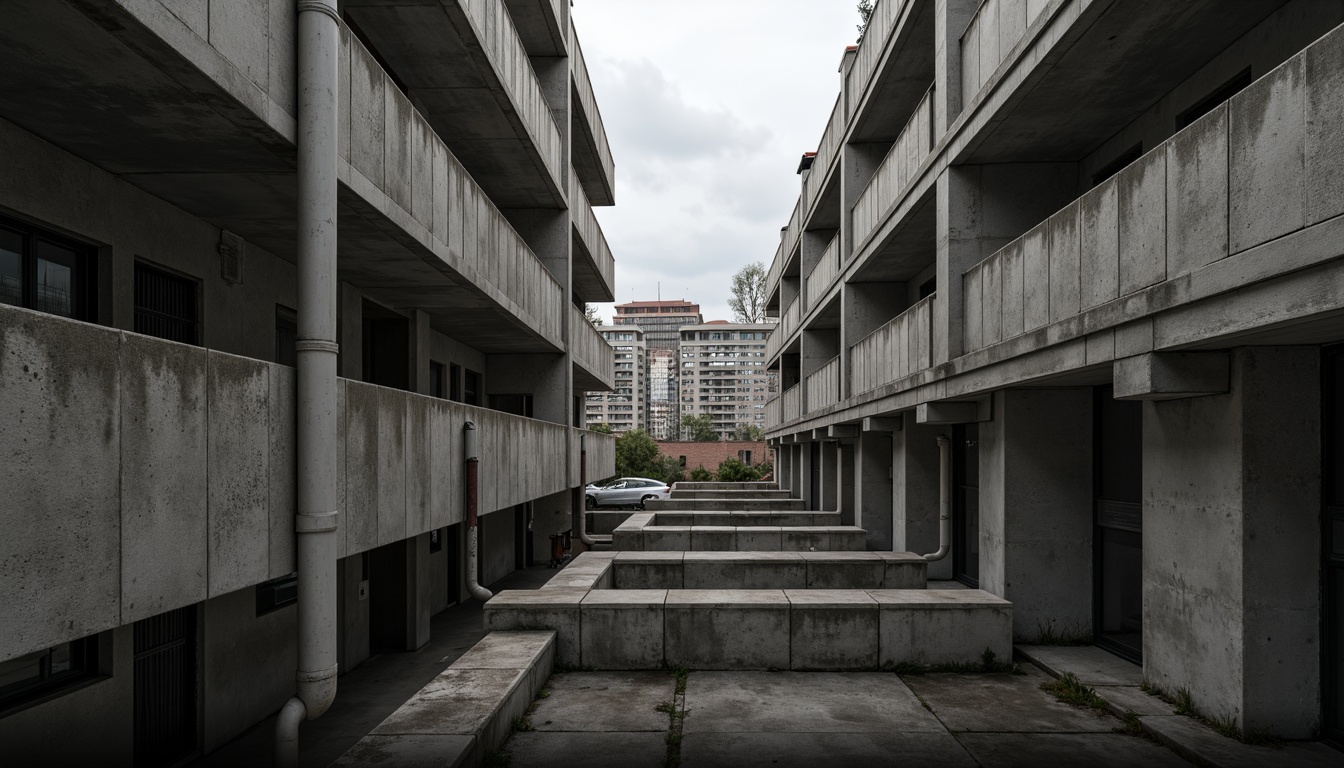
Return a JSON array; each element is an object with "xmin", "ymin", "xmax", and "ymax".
[
  {"xmin": 589, "ymin": 422, "xmax": 613, "ymax": 434},
  {"xmin": 688, "ymin": 465, "xmax": 714, "ymax": 482},
  {"xmin": 732, "ymin": 423, "xmax": 764, "ymax": 442},
  {"xmin": 716, "ymin": 456, "xmax": 757, "ymax": 482},
  {"xmin": 857, "ymin": 0, "xmax": 875, "ymax": 43},
  {"xmin": 585, "ymin": 304, "xmax": 603, "ymax": 326},
  {"xmin": 681, "ymin": 414, "xmax": 720, "ymax": 442},
  {"xmin": 614, "ymin": 428, "xmax": 659, "ymax": 478},
  {"xmin": 648, "ymin": 455, "xmax": 685, "ymax": 485},
  {"xmin": 728, "ymin": 261, "xmax": 769, "ymax": 323}
]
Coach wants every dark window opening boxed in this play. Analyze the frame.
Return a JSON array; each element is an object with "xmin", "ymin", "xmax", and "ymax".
[
  {"xmin": 1091, "ymin": 143, "xmax": 1143, "ymax": 189},
  {"xmin": 133, "ymin": 606, "xmax": 197, "ymax": 767},
  {"xmin": 1093, "ymin": 386, "xmax": 1144, "ymax": 663},
  {"xmin": 135, "ymin": 262, "xmax": 199, "ymax": 344},
  {"xmin": 918, "ymin": 277, "xmax": 937, "ymax": 300},
  {"xmin": 276, "ymin": 305, "xmax": 297, "ymax": 367},
  {"xmin": 450, "ymin": 363, "xmax": 463, "ymax": 402},
  {"xmin": 255, "ymin": 574, "xmax": 298, "ymax": 616},
  {"xmin": 361, "ymin": 300, "xmax": 409, "ymax": 390},
  {"xmin": 0, "ymin": 215, "xmax": 97, "ymax": 321},
  {"xmin": 464, "ymin": 369, "xmax": 481, "ymax": 406},
  {"xmin": 0, "ymin": 634, "xmax": 101, "ymax": 712},
  {"xmin": 491, "ymin": 394, "xmax": 534, "ymax": 418},
  {"xmin": 429, "ymin": 361, "xmax": 447, "ymax": 399},
  {"xmin": 1176, "ymin": 68, "xmax": 1253, "ymax": 131},
  {"xmin": 952, "ymin": 423, "xmax": 980, "ymax": 587}
]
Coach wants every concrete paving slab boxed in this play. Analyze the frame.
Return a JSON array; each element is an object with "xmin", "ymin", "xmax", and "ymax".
[
  {"xmin": 1097, "ymin": 685, "xmax": 1176, "ymax": 717},
  {"xmin": 682, "ymin": 672, "xmax": 943, "ymax": 733},
  {"xmin": 530, "ymin": 672, "xmax": 673, "ymax": 733},
  {"xmin": 504, "ymin": 731, "xmax": 666, "ymax": 768},
  {"xmin": 682, "ymin": 731, "xmax": 977, "ymax": 768},
  {"xmin": 904, "ymin": 667, "xmax": 1116, "ymax": 733},
  {"xmin": 1017, "ymin": 645, "xmax": 1143, "ymax": 686},
  {"xmin": 329, "ymin": 734, "xmax": 474, "ymax": 768},
  {"xmin": 954, "ymin": 732, "xmax": 1191, "ymax": 767},
  {"xmin": 1140, "ymin": 715, "xmax": 1342, "ymax": 768}
]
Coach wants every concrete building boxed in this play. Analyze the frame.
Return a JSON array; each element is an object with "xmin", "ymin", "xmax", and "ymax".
[
  {"xmin": 0, "ymin": 1, "xmax": 618, "ymax": 765},
  {"xmin": 614, "ymin": 299, "xmax": 703, "ymax": 438},
  {"xmin": 678, "ymin": 321, "xmax": 776, "ymax": 440},
  {"xmin": 764, "ymin": 0, "xmax": 1344, "ymax": 747},
  {"xmin": 586, "ymin": 325, "xmax": 646, "ymax": 433}
]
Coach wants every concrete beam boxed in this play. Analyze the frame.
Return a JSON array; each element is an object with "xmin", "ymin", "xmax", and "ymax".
[
  {"xmin": 828, "ymin": 424, "xmax": 860, "ymax": 439},
  {"xmin": 812, "ymin": 429, "xmax": 833, "ymax": 442},
  {"xmin": 862, "ymin": 416, "xmax": 903, "ymax": 432},
  {"xmin": 915, "ymin": 399, "xmax": 992, "ymax": 425},
  {"xmin": 1113, "ymin": 352, "xmax": 1230, "ymax": 400}
]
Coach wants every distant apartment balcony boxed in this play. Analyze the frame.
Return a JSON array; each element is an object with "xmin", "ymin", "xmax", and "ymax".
[
  {"xmin": 570, "ymin": 29, "xmax": 616, "ymax": 205},
  {"xmin": 849, "ymin": 294, "xmax": 934, "ymax": 397},
  {"xmin": 571, "ymin": 176, "xmax": 617, "ymax": 302},
  {"xmin": 844, "ymin": 0, "xmax": 909, "ymax": 121},
  {"xmin": 961, "ymin": 29, "xmax": 1344, "ymax": 358},
  {"xmin": 766, "ymin": 394, "xmax": 782, "ymax": 428},
  {"xmin": 571, "ymin": 305, "xmax": 617, "ymax": 391},
  {"xmin": 805, "ymin": 356, "xmax": 841, "ymax": 413},
  {"xmin": 0, "ymin": 305, "xmax": 614, "ymax": 661}
]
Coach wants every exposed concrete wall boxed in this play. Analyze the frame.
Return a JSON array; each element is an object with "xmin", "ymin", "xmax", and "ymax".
[
  {"xmin": 486, "ymin": 353, "xmax": 569, "ymax": 425},
  {"xmin": 0, "ymin": 626, "xmax": 134, "ymax": 767},
  {"xmin": 1143, "ymin": 347, "xmax": 1320, "ymax": 738},
  {"xmin": 337, "ymin": 553, "xmax": 372, "ymax": 674},
  {"xmin": 480, "ymin": 508, "xmax": 519, "ymax": 587},
  {"xmin": 978, "ymin": 389, "xmax": 1093, "ymax": 640},
  {"xmin": 202, "ymin": 587, "xmax": 297, "ymax": 752},
  {"xmin": 857, "ymin": 430, "xmax": 895, "ymax": 551}
]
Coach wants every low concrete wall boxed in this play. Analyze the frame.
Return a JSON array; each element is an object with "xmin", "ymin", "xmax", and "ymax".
[
  {"xmin": 611, "ymin": 552, "xmax": 927, "ymax": 591},
  {"xmin": 672, "ymin": 482, "xmax": 779, "ymax": 491},
  {"xmin": 484, "ymin": 586, "xmax": 1010, "ymax": 671},
  {"xmin": 651, "ymin": 511, "xmax": 842, "ymax": 527},
  {"xmin": 643, "ymin": 498, "xmax": 805, "ymax": 512},
  {"xmin": 612, "ymin": 514, "xmax": 868, "ymax": 553},
  {"xmin": 333, "ymin": 631, "xmax": 556, "ymax": 767},
  {"xmin": 670, "ymin": 489, "xmax": 793, "ymax": 500}
]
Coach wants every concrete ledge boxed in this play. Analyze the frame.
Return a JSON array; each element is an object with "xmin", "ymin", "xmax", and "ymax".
[
  {"xmin": 484, "ymin": 588, "xmax": 1010, "ymax": 671},
  {"xmin": 671, "ymin": 489, "xmax": 794, "ymax": 500},
  {"xmin": 1113, "ymin": 352, "xmax": 1229, "ymax": 400},
  {"xmin": 613, "ymin": 513, "xmax": 865, "ymax": 552},
  {"xmin": 334, "ymin": 630, "xmax": 555, "ymax": 767},
  {"xmin": 673, "ymin": 482, "xmax": 779, "ymax": 491},
  {"xmin": 586, "ymin": 509, "xmax": 637, "ymax": 535},
  {"xmin": 644, "ymin": 498, "xmax": 806, "ymax": 511}
]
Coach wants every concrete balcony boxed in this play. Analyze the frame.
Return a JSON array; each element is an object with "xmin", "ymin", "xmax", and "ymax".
[
  {"xmin": 961, "ymin": 25, "xmax": 1344, "ymax": 357},
  {"xmin": 571, "ymin": 176, "xmax": 616, "ymax": 303},
  {"xmin": 848, "ymin": 295, "xmax": 933, "ymax": 397},
  {"xmin": 783, "ymin": 385, "xmax": 803, "ymax": 423},
  {"xmin": 805, "ymin": 356, "xmax": 841, "ymax": 413},
  {"xmin": 801, "ymin": 96, "xmax": 844, "ymax": 223},
  {"xmin": 0, "ymin": 304, "xmax": 615, "ymax": 662},
  {"xmin": 765, "ymin": 297, "xmax": 801, "ymax": 365},
  {"xmin": 804, "ymin": 233, "xmax": 841, "ymax": 312},
  {"xmin": 0, "ymin": 0, "xmax": 568, "ymax": 353},
  {"xmin": 852, "ymin": 87, "xmax": 934, "ymax": 252},
  {"xmin": 571, "ymin": 30, "xmax": 616, "ymax": 206},
  {"xmin": 958, "ymin": 0, "xmax": 1052, "ymax": 111},
  {"xmin": 344, "ymin": 0, "xmax": 567, "ymax": 208},
  {"xmin": 571, "ymin": 304, "xmax": 616, "ymax": 392},
  {"xmin": 504, "ymin": 0, "xmax": 569, "ymax": 56}
]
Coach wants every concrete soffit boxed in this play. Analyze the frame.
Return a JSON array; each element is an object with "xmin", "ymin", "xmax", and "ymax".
[
  {"xmin": 1113, "ymin": 352, "xmax": 1230, "ymax": 401},
  {"xmin": 915, "ymin": 398, "xmax": 993, "ymax": 425}
]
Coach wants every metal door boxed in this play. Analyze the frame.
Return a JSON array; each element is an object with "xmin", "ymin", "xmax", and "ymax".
[
  {"xmin": 1323, "ymin": 346, "xmax": 1344, "ymax": 745},
  {"xmin": 1093, "ymin": 386, "xmax": 1143, "ymax": 663},
  {"xmin": 952, "ymin": 424, "xmax": 980, "ymax": 586},
  {"xmin": 134, "ymin": 605, "xmax": 198, "ymax": 767}
]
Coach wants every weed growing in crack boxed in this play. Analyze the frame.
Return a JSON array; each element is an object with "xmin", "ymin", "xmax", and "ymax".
[
  {"xmin": 1033, "ymin": 619, "xmax": 1093, "ymax": 646},
  {"xmin": 887, "ymin": 648, "xmax": 1019, "ymax": 675},
  {"xmin": 1040, "ymin": 672, "xmax": 1107, "ymax": 711},
  {"xmin": 482, "ymin": 749, "xmax": 512, "ymax": 768}
]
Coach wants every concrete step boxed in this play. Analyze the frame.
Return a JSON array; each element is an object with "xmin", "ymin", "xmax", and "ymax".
[
  {"xmin": 653, "ymin": 511, "xmax": 842, "ymax": 527},
  {"xmin": 484, "ymin": 588, "xmax": 1011, "ymax": 671},
  {"xmin": 673, "ymin": 481, "xmax": 779, "ymax": 491},
  {"xmin": 670, "ymin": 489, "xmax": 795, "ymax": 500},
  {"xmin": 332, "ymin": 630, "xmax": 556, "ymax": 767},
  {"xmin": 644, "ymin": 498, "xmax": 805, "ymax": 512},
  {"xmin": 612, "ymin": 551, "xmax": 928, "ymax": 590}
]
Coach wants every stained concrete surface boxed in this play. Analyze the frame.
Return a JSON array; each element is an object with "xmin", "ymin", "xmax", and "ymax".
[
  {"xmin": 189, "ymin": 566, "xmax": 560, "ymax": 768},
  {"xmin": 530, "ymin": 672, "xmax": 673, "ymax": 732}
]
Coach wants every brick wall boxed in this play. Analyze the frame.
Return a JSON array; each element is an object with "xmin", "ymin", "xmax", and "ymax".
[{"xmin": 657, "ymin": 441, "xmax": 770, "ymax": 477}]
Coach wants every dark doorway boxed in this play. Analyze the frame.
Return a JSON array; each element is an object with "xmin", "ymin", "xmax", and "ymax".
[
  {"xmin": 133, "ymin": 605, "xmax": 198, "ymax": 767},
  {"xmin": 134, "ymin": 262, "xmax": 198, "ymax": 345},
  {"xmin": 491, "ymin": 394, "xmax": 534, "ymax": 418},
  {"xmin": 952, "ymin": 424, "xmax": 980, "ymax": 586},
  {"xmin": 368, "ymin": 541, "xmax": 408, "ymax": 652},
  {"xmin": 362, "ymin": 301, "xmax": 409, "ymax": 390},
  {"xmin": 809, "ymin": 442, "xmax": 821, "ymax": 511},
  {"xmin": 445, "ymin": 524, "xmax": 462, "ymax": 607},
  {"xmin": 515, "ymin": 505, "xmax": 529, "ymax": 569},
  {"xmin": 1094, "ymin": 386, "xmax": 1144, "ymax": 662},
  {"xmin": 1323, "ymin": 345, "xmax": 1344, "ymax": 746}
]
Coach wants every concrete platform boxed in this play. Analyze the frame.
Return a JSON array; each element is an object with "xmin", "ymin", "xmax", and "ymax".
[
  {"xmin": 612, "ymin": 512, "xmax": 867, "ymax": 552},
  {"xmin": 670, "ymin": 489, "xmax": 794, "ymax": 500},
  {"xmin": 644, "ymin": 497, "xmax": 806, "ymax": 511},
  {"xmin": 672, "ymin": 481, "xmax": 779, "ymax": 491}
]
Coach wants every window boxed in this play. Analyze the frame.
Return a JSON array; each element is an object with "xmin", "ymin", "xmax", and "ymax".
[
  {"xmin": 450, "ymin": 363, "xmax": 462, "ymax": 402},
  {"xmin": 134, "ymin": 262, "xmax": 199, "ymax": 344},
  {"xmin": 918, "ymin": 277, "xmax": 937, "ymax": 300},
  {"xmin": 1091, "ymin": 143, "xmax": 1143, "ymax": 189},
  {"xmin": 464, "ymin": 369, "xmax": 480, "ymax": 406},
  {"xmin": 276, "ymin": 306, "xmax": 297, "ymax": 367},
  {"xmin": 0, "ymin": 215, "xmax": 96, "ymax": 321},
  {"xmin": 0, "ymin": 634, "xmax": 101, "ymax": 711},
  {"xmin": 1176, "ymin": 68, "xmax": 1252, "ymax": 131},
  {"xmin": 429, "ymin": 361, "xmax": 447, "ymax": 399},
  {"xmin": 255, "ymin": 574, "xmax": 298, "ymax": 616}
]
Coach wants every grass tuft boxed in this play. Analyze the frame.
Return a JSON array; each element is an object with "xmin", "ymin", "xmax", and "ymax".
[
  {"xmin": 482, "ymin": 749, "xmax": 512, "ymax": 768},
  {"xmin": 1142, "ymin": 681, "xmax": 1285, "ymax": 748},
  {"xmin": 1033, "ymin": 620, "xmax": 1093, "ymax": 647},
  {"xmin": 1040, "ymin": 672, "xmax": 1107, "ymax": 711},
  {"xmin": 536, "ymin": 688, "xmax": 550, "ymax": 700}
]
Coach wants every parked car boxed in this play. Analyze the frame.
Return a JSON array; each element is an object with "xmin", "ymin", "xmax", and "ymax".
[{"xmin": 585, "ymin": 477, "xmax": 671, "ymax": 509}]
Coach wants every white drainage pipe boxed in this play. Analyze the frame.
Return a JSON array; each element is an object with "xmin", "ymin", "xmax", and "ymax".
[
  {"xmin": 573, "ymin": 432, "xmax": 596, "ymax": 547},
  {"xmin": 923, "ymin": 435, "xmax": 952, "ymax": 562},
  {"xmin": 464, "ymin": 422, "xmax": 493, "ymax": 602}
]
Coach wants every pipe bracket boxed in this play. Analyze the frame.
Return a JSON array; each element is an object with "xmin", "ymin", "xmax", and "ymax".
[
  {"xmin": 296, "ymin": 511, "xmax": 339, "ymax": 533},
  {"xmin": 296, "ymin": 663, "xmax": 339, "ymax": 684},
  {"xmin": 296, "ymin": 0, "xmax": 340, "ymax": 22},
  {"xmin": 295, "ymin": 339, "xmax": 340, "ymax": 354}
]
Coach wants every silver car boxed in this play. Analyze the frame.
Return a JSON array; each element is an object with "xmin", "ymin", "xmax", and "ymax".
[{"xmin": 585, "ymin": 477, "xmax": 671, "ymax": 509}]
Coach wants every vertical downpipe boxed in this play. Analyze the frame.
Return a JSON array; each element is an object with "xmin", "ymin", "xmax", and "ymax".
[
  {"xmin": 465, "ymin": 422, "xmax": 493, "ymax": 601},
  {"xmin": 923, "ymin": 435, "xmax": 952, "ymax": 561},
  {"xmin": 573, "ymin": 432, "xmax": 596, "ymax": 547},
  {"xmin": 276, "ymin": 2, "xmax": 340, "ymax": 766}
]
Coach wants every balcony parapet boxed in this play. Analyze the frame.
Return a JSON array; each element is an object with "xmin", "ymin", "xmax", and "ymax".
[
  {"xmin": 805, "ymin": 355, "xmax": 842, "ymax": 413},
  {"xmin": 765, "ymin": 297, "xmax": 801, "ymax": 364},
  {"xmin": 571, "ymin": 29, "xmax": 616, "ymax": 205},
  {"xmin": 852, "ymin": 86, "xmax": 934, "ymax": 252},
  {"xmin": 845, "ymin": 0, "xmax": 908, "ymax": 120},
  {"xmin": 849, "ymin": 295, "xmax": 934, "ymax": 397},
  {"xmin": 570, "ymin": 176, "xmax": 616, "ymax": 302},
  {"xmin": 783, "ymin": 384, "xmax": 803, "ymax": 423},
  {"xmin": 571, "ymin": 304, "xmax": 616, "ymax": 391},
  {"xmin": 802, "ymin": 96, "xmax": 845, "ymax": 219},
  {"xmin": 959, "ymin": 0, "xmax": 1052, "ymax": 115},
  {"xmin": 804, "ymin": 233, "xmax": 841, "ymax": 311}
]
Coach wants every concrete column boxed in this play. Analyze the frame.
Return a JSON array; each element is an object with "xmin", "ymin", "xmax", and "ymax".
[
  {"xmin": 857, "ymin": 429, "xmax": 895, "ymax": 551},
  {"xmin": 893, "ymin": 416, "xmax": 948, "ymax": 578},
  {"xmin": 1143, "ymin": 347, "xmax": 1319, "ymax": 738},
  {"xmin": 934, "ymin": 0, "xmax": 981, "ymax": 136},
  {"xmin": 977, "ymin": 389, "xmax": 1093, "ymax": 641},
  {"xmin": 408, "ymin": 309, "xmax": 432, "ymax": 395},
  {"xmin": 819, "ymin": 441, "xmax": 839, "ymax": 511}
]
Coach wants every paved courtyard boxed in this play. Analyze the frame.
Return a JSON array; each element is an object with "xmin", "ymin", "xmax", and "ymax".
[{"xmin": 500, "ymin": 666, "xmax": 1191, "ymax": 768}]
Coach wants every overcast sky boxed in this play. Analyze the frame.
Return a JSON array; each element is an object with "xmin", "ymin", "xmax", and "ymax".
[{"xmin": 572, "ymin": 0, "xmax": 862, "ymax": 325}]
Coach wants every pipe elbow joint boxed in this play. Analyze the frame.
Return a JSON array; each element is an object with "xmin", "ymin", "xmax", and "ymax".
[{"xmin": 296, "ymin": 664, "xmax": 339, "ymax": 720}]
